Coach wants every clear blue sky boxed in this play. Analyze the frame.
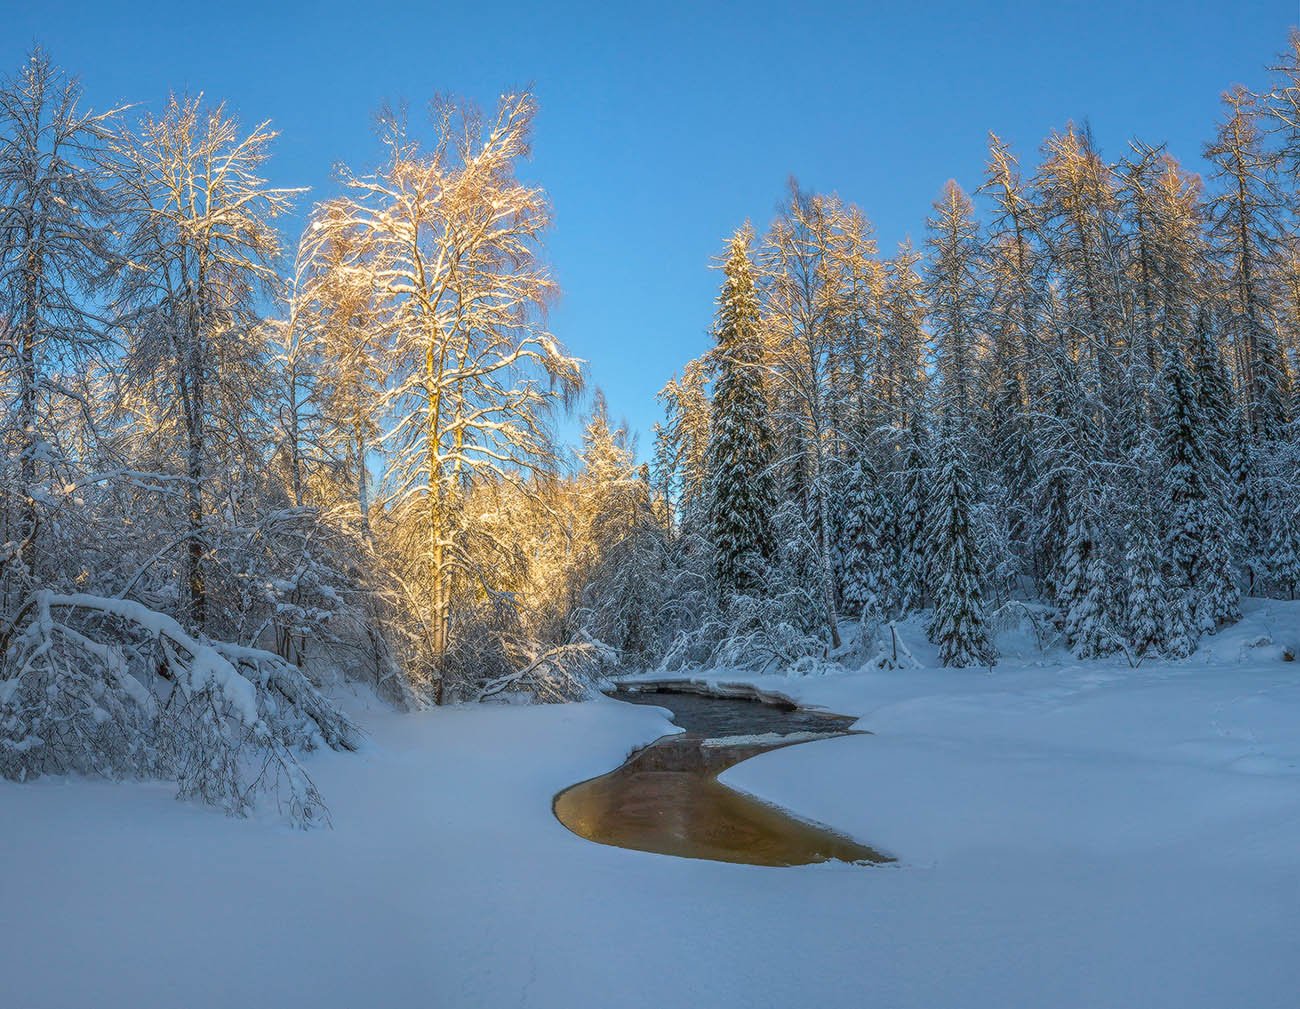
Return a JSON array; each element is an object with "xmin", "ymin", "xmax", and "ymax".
[{"xmin": 5, "ymin": 0, "xmax": 1299, "ymax": 455}]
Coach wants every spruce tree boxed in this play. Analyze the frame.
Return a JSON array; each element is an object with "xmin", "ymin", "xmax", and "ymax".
[
  {"xmin": 1161, "ymin": 346, "xmax": 1240, "ymax": 638},
  {"xmin": 705, "ymin": 225, "xmax": 777, "ymax": 602},
  {"xmin": 1125, "ymin": 508, "xmax": 1166, "ymax": 659},
  {"xmin": 1199, "ymin": 530, "xmax": 1242, "ymax": 629},
  {"xmin": 1267, "ymin": 503, "xmax": 1300, "ymax": 600},
  {"xmin": 840, "ymin": 450, "xmax": 888, "ymax": 614},
  {"xmin": 897, "ymin": 423, "xmax": 931, "ymax": 613},
  {"xmin": 1163, "ymin": 594, "xmax": 1196, "ymax": 660},
  {"xmin": 1162, "ymin": 348, "xmax": 1212, "ymax": 589},
  {"xmin": 1229, "ymin": 412, "xmax": 1265, "ymax": 592},
  {"xmin": 926, "ymin": 416, "xmax": 996, "ymax": 667},
  {"xmin": 1035, "ymin": 351, "xmax": 1084, "ymax": 603},
  {"xmin": 1191, "ymin": 315, "xmax": 1235, "ymax": 482},
  {"xmin": 1058, "ymin": 498, "xmax": 1117, "ymax": 658},
  {"xmin": 991, "ymin": 374, "xmax": 1034, "ymax": 555}
]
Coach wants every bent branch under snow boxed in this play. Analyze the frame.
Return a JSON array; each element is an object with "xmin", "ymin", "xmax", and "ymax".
[{"xmin": 0, "ymin": 591, "xmax": 360, "ymax": 826}]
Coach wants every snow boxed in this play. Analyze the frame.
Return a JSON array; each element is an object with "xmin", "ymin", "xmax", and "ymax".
[
  {"xmin": 41, "ymin": 592, "xmax": 264, "ymax": 727},
  {"xmin": 187, "ymin": 644, "xmax": 260, "ymax": 727},
  {"xmin": 699, "ymin": 730, "xmax": 841, "ymax": 747},
  {"xmin": 3, "ymin": 601, "xmax": 1300, "ymax": 1008}
]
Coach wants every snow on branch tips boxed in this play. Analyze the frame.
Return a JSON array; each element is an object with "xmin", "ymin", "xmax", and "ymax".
[{"xmin": 0, "ymin": 592, "xmax": 359, "ymax": 827}]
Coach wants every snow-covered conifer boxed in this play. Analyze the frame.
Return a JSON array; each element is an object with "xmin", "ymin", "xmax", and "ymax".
[
  {"xmin": 1058, "ymin": 498, "xmax": 1117, "ymax": 658},
  {"xmin": 1191, "ymin": 316, "xmax": 1236, "ymax": 481},
  {"xmin": 1229, "ymin": 412, "xmax": 1265, "ymax": 592},
  {"xmin": 1161, "ymin": 344, "xmax": 1239, "ymax": 633},
  {"xmin": 1199, "ymin": 525, "xmax": 1242, "ymax": 629},
  {"xmin": 1161, "ymin": 350, "xmax": 1207, "ymax": 586},
  {"xmin": 706, "ymin": 225, "xmax": 777, "ymax": 602},
  {"xmin": 1267, "ymin": 503, "xmax": 1300, "ymax": 600},
  {"xmin": 926, "ymin": 416, "xmax": 996, "ymax": 667},
  {"xmin": 897, "ymin": 424, "xmax": 930, "ymax": 613},
  {"xmin": 1125, "ymin": 508, "xmax": 1165, "ymax": 659},
  {"xmin": 840, "ymin": 450, "xmax": 889, "ymax": 613}
]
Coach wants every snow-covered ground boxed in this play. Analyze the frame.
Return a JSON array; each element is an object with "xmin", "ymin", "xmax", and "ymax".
[{"xmin": 3, "ymin": 600, "xmax": 1299, "ymax": 1008}]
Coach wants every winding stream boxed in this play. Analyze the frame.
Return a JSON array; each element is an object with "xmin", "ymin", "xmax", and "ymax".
[{"xmin": 553, "ymin": 683, "xmax": 892, "ymax": 867}]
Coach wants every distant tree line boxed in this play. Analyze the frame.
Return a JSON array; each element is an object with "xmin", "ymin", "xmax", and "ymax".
[{"xmin": 587, "ymin": 33, "xmax": 1300, "ymax": 671}]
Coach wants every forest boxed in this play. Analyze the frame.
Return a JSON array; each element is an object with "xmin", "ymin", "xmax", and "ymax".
[{"xmin": 4, "ymin": 32, "xmax": 1300, "ymax": 824}]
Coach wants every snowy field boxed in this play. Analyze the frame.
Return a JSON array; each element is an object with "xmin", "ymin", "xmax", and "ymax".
[{"xmin": 3, "ymin": 600, "xmax": 1299, "ymax": 1009}]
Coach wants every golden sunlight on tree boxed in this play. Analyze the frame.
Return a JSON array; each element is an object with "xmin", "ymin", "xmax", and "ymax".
[{"xmin": 310, "ymin": 90, "xmax": 582, "ymax": 701}]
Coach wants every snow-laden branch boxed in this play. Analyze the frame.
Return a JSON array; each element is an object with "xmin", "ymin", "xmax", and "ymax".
[{"xmin": 1, "ymin": 591, "xmax": 359, "ymax": 826}]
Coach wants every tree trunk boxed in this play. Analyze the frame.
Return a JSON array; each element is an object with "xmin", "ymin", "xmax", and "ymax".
[
  {"xmin": 186, "ymin": 420, "xmax": 205, "ymax": 631},
  {"xmin": 429, "ymin": 510, "xmax": 447, "ymax": 705},
  {"xmin": 19, "ymin": 227, "xmax": 40, "ymax": 578},
  {"xmin": 357, "ymin": 426, "xmax": 371, "ymax": 545}
]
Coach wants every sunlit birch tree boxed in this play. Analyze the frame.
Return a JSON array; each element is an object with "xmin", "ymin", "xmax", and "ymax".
[
  {"xmin": 323, "ymin": 91, "xmax": 581, "ymax": 700},
  {"xmin": 110, "ymin": 95, "xmax": 300, "ymax": 630}
]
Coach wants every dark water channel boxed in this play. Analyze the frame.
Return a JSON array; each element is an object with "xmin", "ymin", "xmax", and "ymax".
[{"xmin": 552, "ymin": 684, "xmax": 892, "ymax": 867}]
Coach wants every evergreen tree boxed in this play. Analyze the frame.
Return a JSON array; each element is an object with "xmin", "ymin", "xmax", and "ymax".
[
  {"xmin": 1267, "ymin": 502, "xmax": 1300, "ymax": 600},
  {"xmin": 1058, "ymin": 497, "xmax": 1117, "ymax": 658},
  {"xmin": 1163, "ymin": 593, "xmax": 1197, "ymax": 660},
  {"xmin": 1160, "ymin": 345, "xmax": 1239, "ymax": 636},
  {"xmin": 655, "ymin": 356, "xmax": 712, "ymax": 523},
  {"xmin": 1199, "ymin": 526, "xmax": 1242, "ymax": 629},
  {"xmin": 897, "ymin": 422, "xmax": 931, "ymax": 613},
  {"xmin": 1162, "ymin": 347, "xmax": 1211, "ymax": 590},
  {"xmin": 1035, "ymin": 351, "xmax": 1085, "ymax": 601},
  {"xmin": 927, "ymin": 416, "xmax": 996, "ymax": 667},
  {"xmin": 989, "ymin": 373, "xmax": 1034, "ymax": 555},
  {"xmin": 1125, "ymin": 507, "xmax": 1166, "ymax": 659},
  {"xmin": 1229, "ymin": 412, "xmax": 1265, "ymax": 592},
  {"xmin": 925, "ymin": 180, "xmax": 985, "ymax": 445},
  {"xmin": 1191, "ymin": 314, "xmax": 1235, "ymax": 483},
  {"xmin": 840, "ymin": 450, "xmax": 889, "ymax": 613},
  {"xmin": 705, "ymin": 225, "xmax": 777, "ymax": 602}
]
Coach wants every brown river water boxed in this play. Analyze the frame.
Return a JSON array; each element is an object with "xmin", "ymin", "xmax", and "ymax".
[{"xmin": 552, "ymin": 685, "xmax": 892, "ymax": 867}]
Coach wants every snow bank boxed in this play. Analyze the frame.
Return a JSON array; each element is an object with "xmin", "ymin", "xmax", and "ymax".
[{"xmin": 2, "ymin": 604, "xmax": 1299, "ymax": 1008}]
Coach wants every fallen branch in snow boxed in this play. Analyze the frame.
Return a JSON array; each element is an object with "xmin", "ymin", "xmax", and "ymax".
[
  {"xmin": 476, "ymin": 635, "xmax": 617, "ymax": 703},
  {"xmin": 0, "ymin": 591, "xmax": 360, "ymax": 826}
]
